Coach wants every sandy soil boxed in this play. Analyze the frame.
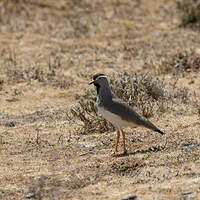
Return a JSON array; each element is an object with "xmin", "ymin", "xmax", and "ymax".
[{"xmin": 0, "ymin": 0, "xmax": 199, "ymax": 199}]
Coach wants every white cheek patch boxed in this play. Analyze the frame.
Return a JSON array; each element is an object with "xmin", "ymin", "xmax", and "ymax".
[
  {"xmin": 98, "ymin": 75, "xmax": 107, "ymax": 78},
  {"xmin": 95, "ymin": 75, "xmax": 107, "ymax": 81}
]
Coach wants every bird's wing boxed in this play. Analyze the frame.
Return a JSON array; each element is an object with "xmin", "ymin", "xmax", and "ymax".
[{"xmin": 104, "ymin": 97, "xmax": 164, "ymax": 134}]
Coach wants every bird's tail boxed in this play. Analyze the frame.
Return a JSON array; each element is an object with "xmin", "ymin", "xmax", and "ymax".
[
  {"xmin": 154, "ymin": 129, "xmax": 165, "ymax": 135},
  {"xmin": 137, "ymin": 115, "xmax": 165, "ymax": 135}
]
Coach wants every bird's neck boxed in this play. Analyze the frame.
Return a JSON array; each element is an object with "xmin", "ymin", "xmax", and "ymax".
[{"xmin": 97, "ymin": 85, "xmax": 113, "ymax": 103}]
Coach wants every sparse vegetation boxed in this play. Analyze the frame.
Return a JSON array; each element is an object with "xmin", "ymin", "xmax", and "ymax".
[
  {"xmin": 177, "ymin": 0, "xmax": 200, "ymax": 27},
  {"xmin": 170, "ymin": 50, "xmax": 200, "ymax": 74},
  {"xmin": 2, "ymin": 50, "xmax": 74, "ymax": 89},
  {"xmin": 0, "ymin": 0, "xmax": 200, "ymax": 199},
  {"xmin": 147, "ymin": 49, "xmax": 200, "ymax": 75}
]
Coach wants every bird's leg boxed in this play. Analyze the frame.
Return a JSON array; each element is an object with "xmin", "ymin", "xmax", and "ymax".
[
  {"xmin": 114, "ymin": 130, "xmax": 120, "ymax": 154},
  {"xmin": 121, "ymin": 130, "xmax": 127, "ymax": 154}
]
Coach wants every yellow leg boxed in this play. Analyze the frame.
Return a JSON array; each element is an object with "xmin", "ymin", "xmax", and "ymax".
[
  {"xmin": 114, "ymin": 130, "xmax": 120, "ymax": 154},
  {"xmin": 121, "ymin": 130, "xmax": 127, "ymax": 154}
]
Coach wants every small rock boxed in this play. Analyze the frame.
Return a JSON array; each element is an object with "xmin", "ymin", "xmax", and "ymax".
[
  {"xmin": 148, "ymin": 186, "xmax": 152, "ymax": 190},
  {"xmin": 25, "ymin": 192, "xmax": 35, "ymax": 199},
  {"xmin": 188, "ymin": 80, "xmax": 194, "ymax": 84},
  {"xmin": 6, "ymin": 97, "xmax": 19, "ymax": 102},
  {"xmin": 4, "ymin": 121, "xmax": 16, "ymax": 127},
  {"xmin": 181, "ymin": 192, "xmax": 192, "ymax": 195},
  {"xmin": 121, "ymin": 194, "xmax": 137, "ymax": 200}
]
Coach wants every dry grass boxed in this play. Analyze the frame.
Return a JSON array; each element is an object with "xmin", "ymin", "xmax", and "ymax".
[
  {"xmin": 0, "ymin": 0, "xmax": 200, "ymax": 200},
  {"xmin": 144, "ymin": 48, "xmax": 200, "ymax": 75},
  {"xmin": 163, "ymin": 49, "xmax": 200, "ymax": 75},
  {"xmin": 2, "ymin": 49, "xmax": 74, "ymax": 89}
]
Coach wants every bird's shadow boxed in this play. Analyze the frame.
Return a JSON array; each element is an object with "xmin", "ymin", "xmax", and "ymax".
[{"xmin": 112, "ymin": 145, "xmax": 166, "ymax": 158}]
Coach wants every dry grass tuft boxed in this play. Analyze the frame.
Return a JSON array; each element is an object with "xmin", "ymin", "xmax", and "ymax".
[
  {"xmin": 1, "ymin": 50, "xmax": 75, "ymax": 89},
  {"xmin": 110, "ymin": 158, "xmax": 144, "ymax": 176},
  {"xmin": 149, "ymin": 49, "xmax": 200, "ymax": 75},
  {"xmin": 25, "ymin": 175, "xmax": 46, "ymax": 200},
  {"xmin": 170, "ymin": 50, "xmax": 200, "ymax": 75}
]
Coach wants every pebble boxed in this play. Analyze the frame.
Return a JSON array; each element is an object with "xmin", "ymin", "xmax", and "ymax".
[
  {"xmin": 4, "ymin": 121, "xmax": 16, "ymax": 127},
  {"xmin": 181, "ymin": 192, "xmax": 192, "ymax": 195},
  {"xmin": 25, "ymin": 192, "xmax": 35, "ymax": 199}
]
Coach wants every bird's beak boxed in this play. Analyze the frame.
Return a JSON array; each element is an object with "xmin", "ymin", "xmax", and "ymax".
[{"xmin": 89, "ymin": 80, "xmax": 94, "ymax": 85}]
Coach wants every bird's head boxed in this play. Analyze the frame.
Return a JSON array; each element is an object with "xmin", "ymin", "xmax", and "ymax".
[{"xmin": 89, "ymin": 73, "xmax": 109, "ymax": 89}]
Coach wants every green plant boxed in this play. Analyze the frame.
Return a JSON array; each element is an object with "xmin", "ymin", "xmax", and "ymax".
[{"xmin": 177, "ymin": 0, "xmax": 200, "ymax": 27}]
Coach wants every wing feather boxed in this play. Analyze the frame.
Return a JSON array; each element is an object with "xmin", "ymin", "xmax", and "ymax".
[{"xmin": 103, "ymin": 97, "xmax": 164, "ymax": 134}]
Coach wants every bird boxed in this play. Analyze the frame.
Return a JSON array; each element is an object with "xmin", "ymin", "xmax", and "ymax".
[{"xmin": 89, "ymin": 73, "xmax": 165, "ymax": 155}]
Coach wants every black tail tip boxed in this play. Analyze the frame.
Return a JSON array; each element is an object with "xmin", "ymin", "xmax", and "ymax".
[{"xmin": 155, "ymin": 129, "xmax": 165, "ymax": 135}]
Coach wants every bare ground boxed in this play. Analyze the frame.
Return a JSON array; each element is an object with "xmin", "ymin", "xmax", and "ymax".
[{"xmin": 0, "ymin": 0, "xmax": 200, "ymax": 199}]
